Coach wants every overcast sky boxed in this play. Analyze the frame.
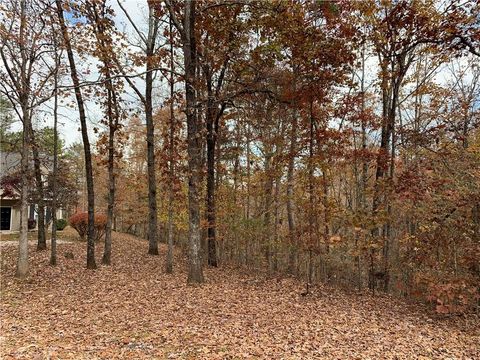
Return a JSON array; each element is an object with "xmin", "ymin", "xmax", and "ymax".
[
  {"xmin": 11, "ymin": 0, "xmax": 149, "ymax": 149},
  {"xmin": 11, "ymin": 1, "xmax": 476, "ymax": 150}
]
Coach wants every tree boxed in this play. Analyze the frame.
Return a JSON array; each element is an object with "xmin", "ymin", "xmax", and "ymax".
[
  {"xmin": 0, "ymin": 0, "xmax": 59, "ymax": 277},
  {"xmin": 165, "ymin": 16, "xmax": 176, "ymax": 274},
  {"xmin": 167, "ymin": 0, "xmax": 204, "ymax": 283},
  {"xmin": 115, "ymin": 0, "xmax": 161, "ymax": 256},
  {"xmin": 55, "ymin": 0, "xmax": 97, "ymax": 269},
  {"xmin": 30, "ymin": 122, "xmax": 47, "ymax": 250},
  {"xmin": 50, "ymin": 57, "xmax": 60, "ymax": 265},
  {"xmin": 355, "ymin": 0, "xmax": 445, "ymax": 291},
  {"xmin": 197, "ymin": 3, "xmax": 246, "ymax": 267},
  {"xmin": 0, "ymin": 0, "xmax": 475, "ymax": 311},
  {"xmin": 83, "ymin": 0, "xmax": 124, "ymax": 265},
  {"xmin": 49, "ymin": 18, "xmax": 63, "ymax": 265}
]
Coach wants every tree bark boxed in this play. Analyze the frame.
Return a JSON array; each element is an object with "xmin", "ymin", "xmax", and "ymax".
[
  {"xmin": 287, "ymin": 106, "xmax": 297, "ymax": 274},
  {"xmin": 50, "ymin": 69, "xmax": 59, "ymax": 266},
  {"xmin": 272, "ymin": 174, "xmax": 280, "ymax": 272},
  {"xmin": 103, "ymin": 88, "xmax": 116, "ymax": 265},
  {"xmin": 307, "ymin": 101, "xmax": 315, "ymax": 285},
  {"xmin": 166, "ymin": 16, "xmax": 175, "ymax": 274},
  {"xmin": 17, "ymin": 103, "xmax": 30, "ymax": 278},
  {"xmin": 183, "ymin": 0, "xmax": 204, "ymax": 283},
  {"xmin": 246, "ymin": 123, "xmax": 251, "ymax": 220},
  {"xmin": 146, "ymin": 5, "xmax": 159, "ymax": 256},
  {"xmin": 206, "ymin": 97, "xmax": 218, "ymax": 267},
  {"xmin": 245, "ymin": 122, "xmax": 251, "ymax": 265},
  {"xmin": 263, "ymin": 147, "xmax": 273, "ymax": 268},
  {"xmin": 30, "ymin": 125, "xmax": 46, "ymax": 251}
]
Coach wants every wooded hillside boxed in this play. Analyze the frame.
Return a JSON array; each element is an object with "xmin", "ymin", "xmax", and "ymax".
[{"xmin": 0, "ymin": 0, "xmax": 479, "ymax": 357}]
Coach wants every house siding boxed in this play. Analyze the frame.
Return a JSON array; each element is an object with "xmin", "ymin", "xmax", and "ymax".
[{"xmin": 0, "ymin": 199, "xmax": 21, "ymax": 232}]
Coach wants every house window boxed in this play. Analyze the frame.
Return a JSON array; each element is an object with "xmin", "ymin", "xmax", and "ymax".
[{"xmin": 1, "ymin": 207, "xmax": 12, "ymax": 231}]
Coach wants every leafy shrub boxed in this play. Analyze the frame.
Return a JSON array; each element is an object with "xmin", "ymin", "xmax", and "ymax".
[
  {"xmin": 427, "ymin": 279, "xmax": 479, "ymax": 314},
  {"xmin": 56, "ymin": 219, "xmax": 67, "ymax": 231},
  {"xmin": 415, "ymin": 273, "xmax": 479, "ymax": 314},
  {"xmin": 68, "ymin": 212, "xmax": 108, "ymax": 241},
  {"xmin": 94, "ymin": 214, "xmax": 108, "ymax": 241},
  {"xmin": 28, "ymin": 218, "xmax": 36, "ymax": 230},
  {"xmin": 69, "ymin": 213, "xmax": 87, "ymax": 239}
]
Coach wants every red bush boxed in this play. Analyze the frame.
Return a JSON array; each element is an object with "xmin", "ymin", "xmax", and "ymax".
[
  {"xmin": 94, "ymin": 214, "xmax": 107, "ymax": 241},
  {"xmin": 69, "ymin": 212, "xmax": 107, "ymax": 241},
  {"xmin": 69, "ymin": 213, "xmax": 88, "ymax": 239}
]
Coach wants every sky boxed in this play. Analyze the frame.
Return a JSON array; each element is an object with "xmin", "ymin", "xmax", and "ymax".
[
  {"xmin": 10, "ymin": 1, "xmax": 477, "ymax": 150},
  {"xmin": 12, "ymin": 0, "xmax": 149, "ymax": 148}
]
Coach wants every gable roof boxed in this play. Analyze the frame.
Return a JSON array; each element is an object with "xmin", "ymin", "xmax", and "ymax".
[
  {"xmin": 0, "ymin": 151, "xmax": 50, "ymax": 200},
  {"xmin": 1, "ymin": 152, "xmax": 22, "ymax": 175},
  {"xmin": 0, "ymin": 151, "xmax": 53, "ymax": 175}
]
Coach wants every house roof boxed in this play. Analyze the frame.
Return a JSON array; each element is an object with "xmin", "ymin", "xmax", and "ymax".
[
  {"xmin": 1, "ymin": 152, "xmax": 22, "ymax": 174},
  {"xmin": 1, "ymin": 152, "xmax": 21, "ymax": 199},
  {"xmin": 1, "ymin": 151, "xmax": 53, "ymax": 175},
  {"xmin": 0, "ymin": 151, "xmax": 50, "ymax": 199}
]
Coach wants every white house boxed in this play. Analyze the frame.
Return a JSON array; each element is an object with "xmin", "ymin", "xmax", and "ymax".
[{"xmin": 0, "ymin": 152, "xmax": 65, "ymax": 233}]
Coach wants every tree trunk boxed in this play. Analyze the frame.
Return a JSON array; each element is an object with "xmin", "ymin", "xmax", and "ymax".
[
  {"xmin": 183, "ymin": 0, "xmax": 204, "ymax": 283},
  {"xmin": 16, "ymin": 104, "xmax": 30, "ymax": 278},
  {"xmin": 370, "ymin": 64, "xmax": 394, "ymax": 289},
  {"xmin": 272, "ymin": 175, "xmax": 280, "ymax": 272},
  {"xmin": 355, "ymin": 44, "xmax": 367, "ymax": 289},
  {"xmin": 246, "ymin": 123, "xmax": 251, "ymax": 220},
  {"xmin": 206, "ymin": 101, "xmax": 218, "ymax": 267},
  {"xmin": 103, "ymin": 87, "xmax": 116, "ymax": 265},
  {"xmin": 56, "ymin": 0, "xmax": 96, "ymax": 269},
  {"xmin": 50, "ymin": 71, "xmax": 59, "ymax": 266},
  {"xmin": 263, "ymin": 148, "xmax": 273, "ymax": 269},
  {"xmin": 166, "ymin": 16, "xmax": 175, "ymax": 274},
  {"xmin": 115, "ymin": 0, "xmax": 159, "ymax": 255},
  {"xmin": 233, "ymin": 123, "xmax": 241, "ymax": 264},
  {"xmin": 30, "ymin": 126, "xmax": 46, "ymax": 251},
  {"xmin": 322, "ymin": 172, "xmax": 330, "ymax": 254},
  {"xmin": 307, "ymin": 101, "xmax": 315, "ymax": 285},
  {"xmin": 287, "ymin": 106, "xmax": 297, "ymax": 274},
  {"xmin": 146, "ymin": 5, "xmax": 159, "ymax": 256},
  {"xmin": 359, "ymin": 42, "xmax": 368, "ymax": 211},
  {"xmin": 86, "ymin": 0, "xmax": 120, "ymax": 266},
  {"xmin": 245, "ymin": 122, "xmax": 251, "ymax": 265}
]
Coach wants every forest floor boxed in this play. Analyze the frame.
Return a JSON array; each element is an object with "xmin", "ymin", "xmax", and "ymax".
[{"xmin": 1, "ymin": 232, "xmax": 479, "ymax": 359}]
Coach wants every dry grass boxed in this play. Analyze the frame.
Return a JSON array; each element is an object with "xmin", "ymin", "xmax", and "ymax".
[{"xmin": 0, "ymin": 226, "xmax": 80, "ymax": 242}]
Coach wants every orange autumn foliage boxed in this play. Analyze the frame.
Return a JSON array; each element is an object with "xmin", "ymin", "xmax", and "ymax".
[{"xmin": 69, "ymin": 212, "xmax": 107, "ymax": 242}]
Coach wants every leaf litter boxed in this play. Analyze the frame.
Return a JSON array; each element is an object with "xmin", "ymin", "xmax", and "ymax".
[{"xmin": 1, "ymin": 232, "xmax": 479, "ymax": 359}]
